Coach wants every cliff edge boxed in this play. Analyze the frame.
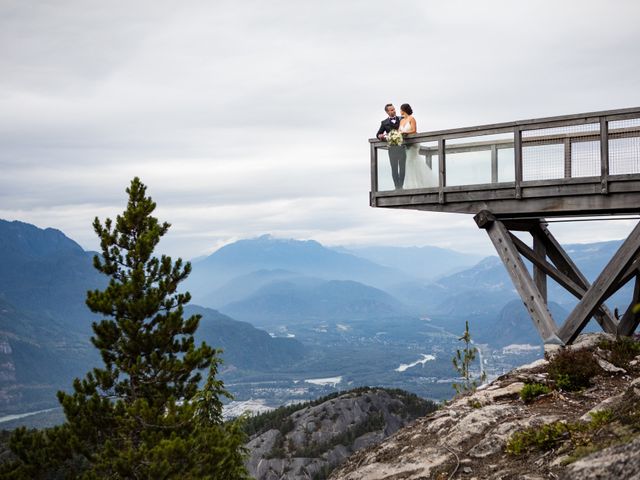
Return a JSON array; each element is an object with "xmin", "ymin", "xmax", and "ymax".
[{"xmin": 330, "ymin": 333, "xmax": 640, "ymax": 480}]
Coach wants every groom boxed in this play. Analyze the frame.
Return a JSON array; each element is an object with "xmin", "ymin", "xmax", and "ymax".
[{"xmin": 376, "ymin": 103, "xmax": 405, "ymax": 189}]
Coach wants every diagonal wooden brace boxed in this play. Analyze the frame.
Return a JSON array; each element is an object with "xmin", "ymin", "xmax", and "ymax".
[
  {"xmin": 532, "ymin": 223, "xmax": 618, "ymax": 334},
  {"xmin": 477, "ymin": 214, "xmax": 561, "ymax": 344},
  {"xmin": 558, "ymin": 219, "xmax": 640, "ymax": 344},
  {"xmin": 618, "ymin": 273, "xmax": 640, "ymax": 337},
  {"xmin": 510, "ymin": 231, "xmax": 618, "ymax": 334}
]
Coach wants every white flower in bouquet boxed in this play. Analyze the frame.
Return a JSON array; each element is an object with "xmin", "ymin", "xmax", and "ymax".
[{"xmin": 387, "ymin": 129, "xmax": 403, "ymax": 146}]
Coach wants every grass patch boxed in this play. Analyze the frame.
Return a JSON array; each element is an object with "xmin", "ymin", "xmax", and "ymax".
[
  {"xmin": 599, "ymin": 336, "xmax": 640, "ymax": 368},
  {"xmin": 520, "ymin": 383, "xmax": 551, "ymax": 404},
  {"xmin": 506, "ymin": 422, "xmax": 569, "ymax": 455},
  {"xmin": 507, "ymin": 406, "xmax": 640, "ymax": 462}
]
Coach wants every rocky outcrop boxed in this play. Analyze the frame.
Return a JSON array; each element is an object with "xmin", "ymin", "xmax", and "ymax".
[
  {"xmin": 330, "ymin": 334, "xmax": 640, "ymax": 480},
  {"xmin": 245, "ymin": 388, "xmax": 436, "ymax": 480}
]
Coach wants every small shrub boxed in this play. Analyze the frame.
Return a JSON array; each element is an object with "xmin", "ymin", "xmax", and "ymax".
[
  {"xmin": 520, "ymin": 382, "xmax": 551, "ymax": 403},
  {"xmin": 588, "ymin": 409, "xmax": 614, "ymax": 428},
  {"xmin": 548, "ymin": 349, "xmax": 601, "ymax": 391},
  {"xmin": 467, "ymin": 398, "xmax": 482, "ymax": 409},
  {"xmin": 599, "ymin": 336, "xmax": 640, "ymax": 367},
  {"xmin": 506, "ymin": 422, "xmax": 569, "ymax": 455},
  {"xmin": 452, "ymin": 321, "xmax": 486, "ymax": 394}
]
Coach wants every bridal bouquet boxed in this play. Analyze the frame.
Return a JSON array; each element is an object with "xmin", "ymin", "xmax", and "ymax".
[{"xmin": 387, "ymin": 129, "xmax": 403, "ymax": 146}]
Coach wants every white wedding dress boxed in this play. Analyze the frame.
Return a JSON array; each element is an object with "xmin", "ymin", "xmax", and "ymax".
[{"xmin": 401, "ymin": 121, "xmax": 433, "ymax": 189}]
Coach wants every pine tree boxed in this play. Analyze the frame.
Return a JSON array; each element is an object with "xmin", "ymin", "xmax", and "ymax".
[
  {"xmin": 452, "ymin": 320, "xmax": 486, "ymax": 394},
  {"xmin": 3, "ymin": 178, "xmax": 248, "ymax": 479}
]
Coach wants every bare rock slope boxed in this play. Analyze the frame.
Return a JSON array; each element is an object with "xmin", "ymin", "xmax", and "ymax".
[
  {"xmin": 244, "ymin": 388, "xmax": 437, "ymax": 480},
  {"xmin": 330, "ymin": 334, "xmax": 640, "ymax": 480}
]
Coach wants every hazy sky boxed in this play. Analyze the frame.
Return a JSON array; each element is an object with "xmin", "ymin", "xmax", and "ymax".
[{"xmin": 2, "ymin": 0, "xmax": 640, "ymax": 259}]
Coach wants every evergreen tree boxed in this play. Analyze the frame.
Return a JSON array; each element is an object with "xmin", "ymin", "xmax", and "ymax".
[{"xmin": 2, "ymin": 178, "xmax": 248, "ymax": 479}]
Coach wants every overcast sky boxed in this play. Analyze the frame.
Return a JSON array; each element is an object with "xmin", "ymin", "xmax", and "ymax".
[{"xmin": 2, "ymin": 0, "xmax": 640, "ymax": 259}]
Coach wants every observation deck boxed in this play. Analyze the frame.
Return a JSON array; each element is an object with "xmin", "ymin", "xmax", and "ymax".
[
  {"xmin": 369, "ymin": 107, "xmax": 640, "ymax": 218},
  {"xmin": 369, "ymin": 107, "xmax": 640, "ymax": 345}
]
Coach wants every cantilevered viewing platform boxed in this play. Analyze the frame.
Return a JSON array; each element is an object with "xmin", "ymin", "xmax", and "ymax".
[
  {"xmin": 370, "ymin": 107, "xmax": 640, "ymax": 218},
  {"xmin": 370, "ymin": 107, "xmax": 640, "ymax": 345}
]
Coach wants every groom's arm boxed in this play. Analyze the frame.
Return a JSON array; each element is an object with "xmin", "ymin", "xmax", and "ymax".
[{"xmin": 376, "ymin": 121, "xmax": 386, "ymax": 139}]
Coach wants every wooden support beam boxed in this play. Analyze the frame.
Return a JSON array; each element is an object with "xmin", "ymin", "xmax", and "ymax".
[
  {"xmin": 618, "ymin": 274, "xmax": 640, "ymax": 336},
  {"xmin": 533, "ymin": 233, "xmax": 547, "ymax": 302},
  {"xmin": 510, "ymin": 232, "xmax": 617, "ymax": 330},
  {"xmin": 533, "ymin": 224, "xmax": 618, "ymax": 334},
  {"xmin": 501, "ymin": 219, "xmax": 540, "ymax": 232},
  {"xmin": 611, "ymin": 259, "xmax": 640, "ymax": 295},
  {"xmin": 479, "ymin": 216, "xmax": 560, "ymax": 344},
  {"xmin": 558, "ymin": 220, "xmax": 640, "ymax": 344},
  {"xmin": 509, "ymin": 233, "xmax": 584, "ymax": 298}
]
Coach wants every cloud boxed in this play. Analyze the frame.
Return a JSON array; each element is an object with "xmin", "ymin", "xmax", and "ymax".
[{"xmin": 1, "ymin": 0, "xmax": 640, "ymax": 258}]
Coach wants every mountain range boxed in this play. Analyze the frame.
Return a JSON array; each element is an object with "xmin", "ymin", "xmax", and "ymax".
[
  {"xmin": 185, "ymin": 235, "xmax": 412, "ymax": 303},
  {"xmin": 0, "ymin": 218, "xmax": 633, "ymax": 418}
]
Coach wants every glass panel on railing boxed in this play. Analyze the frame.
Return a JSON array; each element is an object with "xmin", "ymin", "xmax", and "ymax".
[
  {"xmin": 446, "ymin": 150, "xmax": 491, "ymax": 186},
  {"xmin": 375, "ymin": 142, "xmax": 439, "ymax": 191},
  {"xmin": 522, "ymin": 123, "xmax": 600, "ymax": 181},
  {"xmin": 376, "ymin": 146, "xmax": 396, "ymax": 192},
  {"xmin": 497, "ymin": 147, "xmax": 515, "ymax": 182},
  {"xmin": 445, "ymin": 133, "xmax": 513, "ymax": 186}
]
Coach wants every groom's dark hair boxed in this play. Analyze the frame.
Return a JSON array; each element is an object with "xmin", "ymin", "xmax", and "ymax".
[{"xmin": 384, "ymin": 103, "xmax": 394, "ymax": 112}]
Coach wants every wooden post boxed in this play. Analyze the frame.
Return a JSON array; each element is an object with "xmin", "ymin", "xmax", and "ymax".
[
  {"xmin": 475, "ymin": 212, "xmax": 560, "ymax": 344},
  {"xmin": 370, "ymin": 143, "xmax": 378, "ymax": 206},
  {"xmin": 491, "ymin": 144, "xmax": 498, "ymax": 183},
  {"xmin": 533, "ymin": 233, "xmax": 547, "ymax": 302},
  {"xmin": 438, "ymin": 138, "xmax": 446, "ymax": 204},
  {"xmin": 558, "ymin": 219, "xmax": 640, "ymax": 344},
  {"xmin": 600, "ymin": 117, "xmax": 609, "ymax": 194},
  {"xmin": 564, "ymin": 138, "xmax": 572, "ymax": 178},
  {"xmin": 514, "ymin": 128, "xmax": 523, "ymax": 199}
]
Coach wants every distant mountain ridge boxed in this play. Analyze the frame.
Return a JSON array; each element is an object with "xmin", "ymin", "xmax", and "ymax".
[
  {"xmin": 0, "ymin": 219, "xmax": 104, "ymax": 333},
  {"xmin": 187, "ymin": 305, "xmax": 306, "ymax": 371},
  {"xmin": 220, "ymin": 279, "xmax": 408, "ymax": 327},
  {"xmin": 185, "ymin": 235, "xmax": 411, "ymax": 301},
  {"xmin": 340, "ymin": 245, "xmax": 484, "ymax": 280}
]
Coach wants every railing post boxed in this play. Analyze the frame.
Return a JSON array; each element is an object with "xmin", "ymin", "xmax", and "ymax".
[
  {"xmin": 564, "ymin": 138, "xmax": 572, "ymax": 178},
  {"xmin": 491, "ymin": 144, "xmax": 498, "ymax": 183},
  {"xmin": 514, "ymin": 127, "xmax": 523, "ymax": 199},
  {"xmin": 370, "ymin": 142, "xmax": 378, "ymax": 207},
  {"xmin": 438, "ymin": 138, "xmax": 446, "ymax": 204},
  {"xmin": 600, "ymin": 117, "xmax": 609, "ymax": 194}
]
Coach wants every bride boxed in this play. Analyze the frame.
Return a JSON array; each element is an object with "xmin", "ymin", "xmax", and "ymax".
[{"xmin": 400, "ymin": 103, "xmax": 433, "ymax": 189}]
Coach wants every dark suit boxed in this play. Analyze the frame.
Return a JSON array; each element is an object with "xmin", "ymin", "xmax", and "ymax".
[{"xmin": 377, "ymin": 116, "xmax": 405, "ymax": 189}]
